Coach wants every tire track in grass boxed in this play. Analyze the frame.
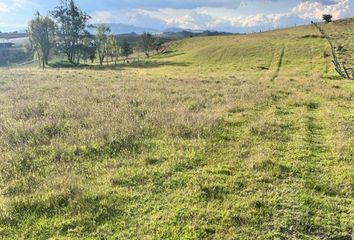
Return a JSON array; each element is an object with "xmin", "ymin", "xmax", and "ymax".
[
  {"xmin": 196, "ymin": 86, "xmax": 302, "ymax": 237},
  {"xmin": 299, "ymin": 100, "xmax": 339, "ymax": 191},
  {"xmin": 217, "ymin": 90, "xmax": 350, "ymax": 238},
  {"xmin": 282, "ymin": 99, "xmax": 353, "ymax": 239},
  {"xmin": 270, "ymin": 46, "xmax": 286, "ymax": 82}
]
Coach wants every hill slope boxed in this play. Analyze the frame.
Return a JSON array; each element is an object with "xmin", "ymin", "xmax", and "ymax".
[
  {"xmin": 0, "ymin": 20, "xmax": 353, "ymax": 239},
  {"xmin": 157, "ymin": 18, "xmax": 354, "ymax": 77}
]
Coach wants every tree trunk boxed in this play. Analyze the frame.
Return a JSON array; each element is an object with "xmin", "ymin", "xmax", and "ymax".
[
  {"xmin": 38, "ymin": 56, "xmax": 41, "ymax": 68},
  {"xmin": 311, "ymin": 21, "xmax": 352, "ymax": 79},
  {"xmin": 42, "ymin": 57, "xmax": 45, "ymax": 69}
]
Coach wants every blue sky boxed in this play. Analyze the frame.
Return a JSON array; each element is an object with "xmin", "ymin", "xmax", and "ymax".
[{"xmin": 0, "ymin": 0, "xmax": 353, "ymax": 32}]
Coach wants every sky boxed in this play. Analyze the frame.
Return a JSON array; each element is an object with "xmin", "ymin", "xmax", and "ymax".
[{"xmin": 0, "ymin": 0, "xmax": 353, "ymax": 32}]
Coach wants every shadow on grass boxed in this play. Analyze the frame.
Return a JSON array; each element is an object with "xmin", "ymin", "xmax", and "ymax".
[
  {"xmin": 48, "ymin": 59, "xmax": 191, "ymax": 70},
  {"xmin": 322, "ymin": 75, "xmax": 344, "ymax": 80},
  {"xmin": 48, "ymin": 61, "xmax": 90, "ymax": 69},
  {"xmin": 119, "ymin": 60, "xmax": 190, "ymax": 69},
  {"xmin": 158, "ymin": 50, "xmax": 186, "ymax": 58}
]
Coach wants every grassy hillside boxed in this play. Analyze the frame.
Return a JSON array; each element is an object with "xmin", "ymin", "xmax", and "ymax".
[{"xmin": 0, "ymin": 19, "xmax": 353, "ymax": 239}]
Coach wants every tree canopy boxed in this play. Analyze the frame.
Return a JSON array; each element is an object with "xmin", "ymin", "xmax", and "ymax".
[
  {"xmin": 322, "ymin": 14, "xmax": 333, "ymax": 23},
  {"xmin": 140, "ymin": 32, "xmax": 154, "ymax": 58},
  {"xmin": 51, "ymin": 0, "xmax": 91, "ymax": 64},
  {"xmin": 121, "ymin": 40, "xmax": 133, "ymax": 61},
  {"xmin": 28, "ymin": 12, "xmax": 56, "ymax": 68},
  {"xmin": 96, "ymin": 24, "xmax": 111, "ymax": 65}
]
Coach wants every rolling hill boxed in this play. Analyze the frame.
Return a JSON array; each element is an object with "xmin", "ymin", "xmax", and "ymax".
[{"xmin": 0, "ymin": 19, "xmax": 353, "ymax": 239}]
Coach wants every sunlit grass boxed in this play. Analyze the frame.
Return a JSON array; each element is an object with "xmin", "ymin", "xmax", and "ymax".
[{"xmin": 0, "ymin": 19, "xmax": 353, "ymax": 239}]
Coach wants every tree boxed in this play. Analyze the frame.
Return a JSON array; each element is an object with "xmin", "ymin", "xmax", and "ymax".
[
  {"xmin": 322, "ymin": 14, "xmax": 333, "ymax": 23},
  {"xmin": 312, "ymin": 21, "xmax": 354, "ymax": 80},
  {"xmin": 80, "ymin": 34, "xmax": 96, "ymax": 64},
  {"xmin": 51, "ymin": 0, "xmax": 91, "ymax": 64},
  {"xmin": 140, "ymin": 32, "xmax": 154, "ymax": 57},
  {"xmin": 153, "ymin": 37, "xmax": 164, "ymax": 54},
  {"xmin": 107, "ymin": 34, "xmax": 119, "ymax": 64},
  {"xmin": 96, "ymin": 24, "xmax": 110, "ymax": 65},
  {"xmin": 28, "ymin": 12, "xmax": 56, "ymax": 69},
  {"xmin": 121, "ymin": 40, "xmax": 133, "ymax": 62}
]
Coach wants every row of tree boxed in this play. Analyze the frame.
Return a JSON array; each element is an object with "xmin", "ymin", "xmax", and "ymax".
[{"xmin": 28, "ymin": 0, "xmax": 163, "ymax": 68}]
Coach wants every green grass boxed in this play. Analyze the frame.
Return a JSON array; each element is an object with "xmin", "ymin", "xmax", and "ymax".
[{"xmin": 0, "ymin": 19, "xmax": 353, "ymax": 239}]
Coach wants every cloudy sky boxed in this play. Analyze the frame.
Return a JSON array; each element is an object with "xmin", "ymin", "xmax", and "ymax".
[{"xmin": 0, "ymin": 0, "xmax": 353, "ymax": 32}]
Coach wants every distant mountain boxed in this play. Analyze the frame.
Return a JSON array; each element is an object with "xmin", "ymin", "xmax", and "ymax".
[
  {"xmin": 163, "ymin": 27, "xmax": 185, "ymax": 33},
  {"xmin": 159, "ymin": 30, "xmax": 235, "ymax": 39},
  {"xmin": 163, "ymin": 27, "xmax": 205, "ymax": 34},
  {"xmin": 93, "ymin": 23, "xmax": 160, "ymax": 34},
  {"xmin": 90, "ymin": 23, "xmax": 236, "ymax": 37}
]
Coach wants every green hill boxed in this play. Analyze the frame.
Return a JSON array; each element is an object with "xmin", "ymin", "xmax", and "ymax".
[
  {"xmin": 0, "ymin": 19, "xmax": 353, "ymax": 239},
  {"xmin": 157, "ymin": 18, "xmax": 354, "ymax": 77}
]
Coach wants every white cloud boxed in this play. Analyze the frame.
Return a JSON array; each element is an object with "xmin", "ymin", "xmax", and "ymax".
[
  {"xmin": 91, "ymin": 9, "xmax": 167, "ymax": 29},
  {"xmin": 162, "ymin": 9, "xmax": 302, "ymax": 31},
  {"xmin": 166, "ymin": 11, "xmax": 213, "ymax": 29},
  {"xmin": 292, "ymin": 0, "xmax": 351, "ymax": 20},
  {"xmin": 0, "ymin": 1, "xmax": 9, "ymax": 12},
  {"xmin": 88, "ymin": 0, "xmax": 354, "ymax": 32},
  {"xmin": 0, "ymin": 0, "xmax": 27, "ymax": 12},
  {"xmin": 12, "ymin": 0, "xmax": 27, "ymax": 9},
  {"xmin": 91, "ymin": 11, "xmax": 113, "ymax": 23},
  {"xmin": 1, "ymin": 0, "xmax": 354, "ymax": 32}
]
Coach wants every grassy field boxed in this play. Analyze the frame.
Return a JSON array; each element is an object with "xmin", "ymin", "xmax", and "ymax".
[{"xmin": 0, "ymin": 19, "xmax": 353, "ymax": 239}]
